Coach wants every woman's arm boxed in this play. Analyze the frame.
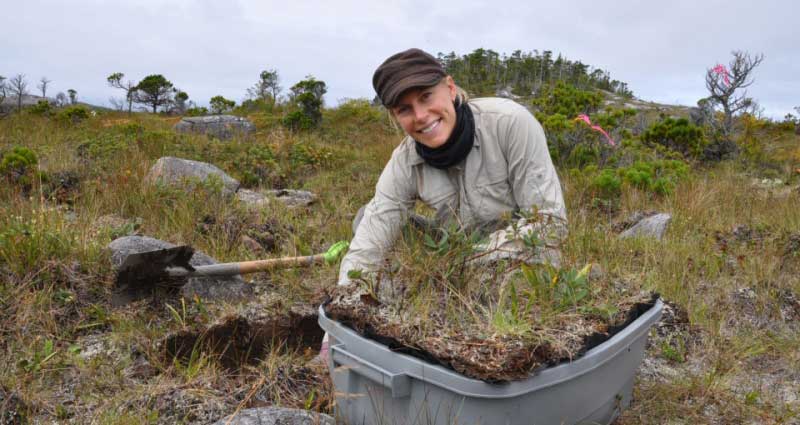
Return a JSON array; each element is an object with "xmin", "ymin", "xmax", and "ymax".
[
  {"xmin": 475, "ymin": 103, "xmax": 567, "ymax": 264},
  {"xmin": 337, "ymin": 148, "xmax": 417, "ymax": 285}
]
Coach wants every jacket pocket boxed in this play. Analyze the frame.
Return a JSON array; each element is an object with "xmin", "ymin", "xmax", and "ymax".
[
  {"xmin": 422, "ymin": 187, "xmax": 456, "ymax": 207},
  {"xmin": 474, "ymin": 177, "xmax": 515, "ymax": 220}
]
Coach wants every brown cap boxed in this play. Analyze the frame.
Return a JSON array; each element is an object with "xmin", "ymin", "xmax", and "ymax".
[{"xmin": 372, "ymin": 48, "xmax": 446, "ymax": 107}]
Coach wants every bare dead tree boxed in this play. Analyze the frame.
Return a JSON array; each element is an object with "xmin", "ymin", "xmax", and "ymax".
[
  {"xmin": 107, "ymin": 72, "xmax": 136, "ymax": 114},
  {"xmin": 705, "ymin": 51, "xmax": 764, "ymax": 136},
  {"xmin": 37, "ymin": 76, "xmax": 52, "ymax": 99},
  {"xmin": 67, "ymin": 89, "xmax": 77, "ymax": 105},
  {"xmin": 8, "ymin": 74, "xmax": 29, "ymax": 113}
]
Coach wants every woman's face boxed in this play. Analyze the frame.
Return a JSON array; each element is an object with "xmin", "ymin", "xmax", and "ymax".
[{"xmin": 391, "ymin": 76, "xmax": 457, "ymax": 149}]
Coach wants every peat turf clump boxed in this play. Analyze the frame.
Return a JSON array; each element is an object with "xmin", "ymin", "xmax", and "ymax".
[{"xmin": 325, "ymin": 267, "xmax": 657, "ymax": 382}]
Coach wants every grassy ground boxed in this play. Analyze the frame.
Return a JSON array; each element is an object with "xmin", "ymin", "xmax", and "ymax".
[{"xmin": 1, "ymin": 104, "xmax": 799, "ymax": 423}]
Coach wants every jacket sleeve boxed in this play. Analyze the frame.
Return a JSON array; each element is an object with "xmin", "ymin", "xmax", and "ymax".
[
  {"xmin": 477, "ymin": 104, "xmax": 567, "ymax": 263},
  {"xmin": 337, "ymin": 149, "xmax": 416, "ymax": 285}
]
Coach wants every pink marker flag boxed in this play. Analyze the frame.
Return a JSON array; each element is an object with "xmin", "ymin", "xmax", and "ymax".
[
  {"xmin": 712, "ymin": 64, "xmax": 731, "ymax": 86},
  {"xmin": 575, "ymin": 114, "xmax": 615, "ymax": 146}
]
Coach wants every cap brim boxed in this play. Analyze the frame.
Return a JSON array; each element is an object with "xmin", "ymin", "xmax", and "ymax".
[{"xmin": 384, "ymin": 73, "xmax": 444, "ymax": 107}]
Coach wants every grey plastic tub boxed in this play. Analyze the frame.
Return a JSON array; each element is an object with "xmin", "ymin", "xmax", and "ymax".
[{"xmin": 319, "ymin": 299, "xmax": 662, "ymax": 425}]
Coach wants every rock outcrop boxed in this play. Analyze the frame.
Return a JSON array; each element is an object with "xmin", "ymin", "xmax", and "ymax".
[
  {"xmin": 145, "ymin": 156, "xmax": 240, "ymax": 197},
  {"xmin": 212, "ymin": 407, "xmax": 334, "ymax": 425},
  {"xmin": 108, "ymin": 235, "xmax": 252, "ymax": 302},
  {"xmin": 174, "ymin": 115, "xmax": 255, "ymax": 140},
  {"xmin": 619, "ymin": 213, "xmax": 672, "ymax": 241}
]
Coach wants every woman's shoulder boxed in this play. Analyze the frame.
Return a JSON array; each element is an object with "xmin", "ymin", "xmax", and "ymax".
[
  {"xmin": 468, "ymin": 97, "xmax": 530, "ymax": 117},
  {"xmin": 391, "ymin": 135, "xmax": 424, "ymax": 166}
]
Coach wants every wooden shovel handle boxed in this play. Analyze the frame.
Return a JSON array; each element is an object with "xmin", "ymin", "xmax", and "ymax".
[
  {"xmin": 237, "ymin": 254, "xmax": 326, "ymax": 274},
  {"xmin": 168, "ymin": 254, "xmax": 327, "ymax": 278}
]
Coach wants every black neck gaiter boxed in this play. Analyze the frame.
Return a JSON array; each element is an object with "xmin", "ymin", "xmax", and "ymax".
[{"xmin": 414, "ymin": 100, "xmax": 475, "ymax": 170}]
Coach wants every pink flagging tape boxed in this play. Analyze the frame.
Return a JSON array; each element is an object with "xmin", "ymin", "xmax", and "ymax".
[
  {"xmin": 576, "ymin": 114, "xmax": 616, "ymax": 146},
  {"xmin": 712, "ymin": 64, "xmax": 731, "ymax": 86}
]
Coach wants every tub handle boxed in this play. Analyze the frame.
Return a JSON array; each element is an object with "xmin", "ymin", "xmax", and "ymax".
[{"xmin": 331, "ymin": 344, "xmax": 411, "ymax": 398}]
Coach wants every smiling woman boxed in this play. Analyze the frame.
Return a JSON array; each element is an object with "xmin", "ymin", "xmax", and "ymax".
[
  {"xmin": 390, "ymin": 77, "xmax": 458, "ymax": 149},
  {"xmin": 337, "ymin": 47, "xmax": 568, "ymax": 286}
]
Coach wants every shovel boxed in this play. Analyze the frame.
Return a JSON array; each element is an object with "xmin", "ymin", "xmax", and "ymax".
[{"xmin": 113, "ymin": 240, "xmax": 349, "ymax": 304}]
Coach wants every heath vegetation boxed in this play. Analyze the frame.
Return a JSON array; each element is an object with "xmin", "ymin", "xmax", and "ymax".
[{"xmin": 0, "ymin": 48, "xmax": 798, "ymax": 423}]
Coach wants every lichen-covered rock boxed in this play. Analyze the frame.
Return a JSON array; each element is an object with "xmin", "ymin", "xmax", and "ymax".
[
  {"xmin": 212, "ymin": 407, "xmax": 334, "ymax": 425},
  {"xmin": 145, "ymin": 156, "xmax": 239, "ymax": 197},
  {"xmin": 619, "ymin": 213, "xmax": 671, "ymax": 241},
  {"xmin": 174, "ymin": 115, "xmax": 255, "ymax": 140},
  {"xmin": 108, "ymin": 235, "xmax": 252, "ymax": 301},
  {"xmin": 236, "ymin": 188, "xmax": 317, "ymax": 208}
]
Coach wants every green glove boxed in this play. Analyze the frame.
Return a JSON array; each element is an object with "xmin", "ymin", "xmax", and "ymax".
[{"xmin": 323, "ymin": 240, "xmax": 350, "ymax": 265}]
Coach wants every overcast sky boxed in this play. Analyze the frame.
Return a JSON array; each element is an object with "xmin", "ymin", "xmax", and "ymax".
[{"xmin": 3, "ymin": 0, "xmax": 798, "ymax": 118}]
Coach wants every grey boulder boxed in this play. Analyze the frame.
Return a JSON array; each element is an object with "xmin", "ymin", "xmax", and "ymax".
[
  {"xmin": 174, "ymin": 115, "xmax": 255, "ymax": 140},
  {"xmin": 212, "ymin": 407, "xmax": 334, "ymax": 425},
  {"xmin": 145, "ymin": 156, "xmax": 240, "ymax": 197},
  {"xmin": 619, "ymin": 213, "xmax": 672, "ymax": 241},
  {"xmin": 108, "ymin": 235, "xmax": 252, "ymax": 301}
]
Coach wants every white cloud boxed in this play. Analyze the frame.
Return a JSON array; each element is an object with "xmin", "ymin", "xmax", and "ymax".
[{"xmin": 2, "ymin": 0, "xmax": 797, "ymax": 117}]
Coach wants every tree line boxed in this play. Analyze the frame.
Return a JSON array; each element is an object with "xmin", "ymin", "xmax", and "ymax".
[
  {"xmin": 0, "ymin": 74, "xmax": 79, "ymax": 113},
  {"xmin": 438, "ymin": 48, "xmax": 634, "ymax": 98}
]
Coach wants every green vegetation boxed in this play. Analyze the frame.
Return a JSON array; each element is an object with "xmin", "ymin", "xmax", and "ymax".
[
  {"xmin": 55, "ymin": 105, "xmax": 91, "ymax": 124},
  {"xmin": 0, "ymin": 51, "xmax": 798, "ymax": 422},
  {"xmin": 209, "ymin": 95, "xmax": 235, "ymax": 115},
  {"xmin": 1, "ymin": 145, "xmax": 38, "ymax": 176},
  {"xmin": 642, "ymin": 117, "xmax": 706, "ymax": 158},
  {"xmin": 440, "ymin": 48, "xmax": 633, "ymax": 98},
  {"xmin": 134, "ymin": 74, "xmax": 174, "ymax": 113},
  {"xmin": 283, "ymin": 76, "xmax": 327, "ymax": 131}
]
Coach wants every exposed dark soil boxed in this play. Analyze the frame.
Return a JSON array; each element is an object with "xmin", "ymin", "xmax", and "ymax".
[
  {"xmin": 162, "ymin": 309, "xmax": 324, "ymax": 370},
  {"xmin": 324, "ymin": 285, "xmax": 657, "ymax": 382}
]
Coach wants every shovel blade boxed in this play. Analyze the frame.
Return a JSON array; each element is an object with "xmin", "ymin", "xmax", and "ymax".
[{"xmin": 112, "ymin": 245, "xmax": 195, "ymax": 305}]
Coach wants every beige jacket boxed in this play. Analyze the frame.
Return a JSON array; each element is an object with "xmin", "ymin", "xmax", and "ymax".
[{"xmin": 338, "ymin": 97, "xmax": 567, "ymax": 284}]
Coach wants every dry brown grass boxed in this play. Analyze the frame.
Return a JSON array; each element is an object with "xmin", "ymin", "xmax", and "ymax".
[{"xmin": 1, "ymin": 108, "xmax": 798, "ymax": 423}]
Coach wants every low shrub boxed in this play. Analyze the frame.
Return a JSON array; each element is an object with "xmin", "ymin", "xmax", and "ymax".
[
  {"xmin": 28, "ymin": 100, "xmax": 53, "ymax": 116},
  {"xmin": 112, "ymin": 122, "xmax": 145, "ymax": 137},
  {"xmin": 532, "ymin": 81, "xmax": 603, "ymax": 117},
  {"xmin": 642, "ymin": 117, "xmax": 706, "ymax": 158},
  {"xmin": 1, "ymin": 146, "xmax": 38, "ymax": 175},
  {"xmin": 76, "ymin": 134, "xmax": 129, "ymax": 160},
  {"xmin": 236, "ymin": 145, "xmax": 280, "ymax": 187},
  {"xmin": 56, "ymin": 105, "xmax": 91, "ymax": 124},
  {"xmin": 283, "ymin": 110, "xmax": 313, "ymax": 131},
  {"xmin": 325, "ymin": 98, "xmax": 382, "ymax": 124},
  {"xmin": 588, "ymin": 159, "xmax": 689, "ymax": 199},
  {"xmin": 288, "ymin": 142, "xmax": 333, "ymax": 168},
  {"xmin": 185, "ymin": 107, "xmax": 209, "ymax": 117},
  {"xmin": 1, "ymin": 146, "xmax": 39, "ymax": 186}
]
